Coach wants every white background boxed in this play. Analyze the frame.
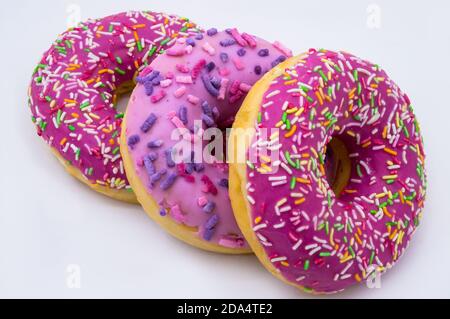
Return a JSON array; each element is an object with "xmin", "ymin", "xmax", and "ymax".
[{"xmin": 0, "ymin": 0, "xmax": 449, "ymax": 298}]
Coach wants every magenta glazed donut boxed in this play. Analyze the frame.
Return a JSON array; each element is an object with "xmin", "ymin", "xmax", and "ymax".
[
  {"xmin": 229, "ymin": 49, "xmax": 427, "ymax": 292},
  {"xmin": 121, "ymin": 29, "xmax": 292, "ymax": 253},
  {"xmin": 28, "ymin": 11, "xmax": 200, "ymax": 203}
]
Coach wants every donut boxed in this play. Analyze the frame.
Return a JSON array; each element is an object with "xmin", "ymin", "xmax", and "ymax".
[
  {"xmin": 120, "ymin": 29, "xmax": 292, "ymax": 253},
  {"xmin": 229, "ymin": 49, "xmax": 427, "ymax": 292},
  {"xmin": 28, "ymin": 11, "xmax": 200, "ymax": 203}
]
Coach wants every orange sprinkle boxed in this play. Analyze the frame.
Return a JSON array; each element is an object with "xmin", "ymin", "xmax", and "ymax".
[
  {"xmin": 254, "ymin": 216, "xmax": 262, "ymax": 224},
  {"xmin": 382, "ymin": 207, "xmax": 393, "ymax": 218},
  {"xmin": 384, "ymin": 147, "xmax": 398, "ymax": 156},
  {"xmin": 132, "ymin": 24, "xmax": 146, "ymax": 29},
  {"xmin": 355, "ymin": 274, "xmax": 362, "ymax": 282},
  {"xmin": 296, "ymin": 177, "xmax": 310, "ymax": 184},
  {"xmin": 315, "ymin": 91, "xmax": 324, "ymax": 105},
  {"xmin": 71, "ymin": 113, "xmax": 79, "ymax": 118},
  {"xmin": 295, "ymin": 198, "xmax": 306, "ymax": 205},
  {"xmin": 285, "ymin": 125, "xmax": 297, "ymax": 138},
  {"xmin": 60, "ymin": 138, "xmax": 67, "ymax": 146}
]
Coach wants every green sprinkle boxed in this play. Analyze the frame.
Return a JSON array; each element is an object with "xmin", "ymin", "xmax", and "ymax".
[
  {"xmin": 304, "ymin": 260, "xmax": 310, "ymax": 271},
  {"xmin": 115, "ymin": 67, "xmax": 126, "ymax": 75},
  {"xmin": 160, "ymin": 37, "xmax": 171, "ymax": 46},
  {"xmin": 115, "ymin": 113, "xmax": 124, "ymax": 119},
  {"xmin": 320, "ymin": 252, "xmax": 331, "ymax": 257},
  {"xmin": 68, "ymin": 125, "xmax": 75, "ymax": 131},
  {"xmin": 290, "ymin": 177, "xmax": 296, "ymax": 190}
]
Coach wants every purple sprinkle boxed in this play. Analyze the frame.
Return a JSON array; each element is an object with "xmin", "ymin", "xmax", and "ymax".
[
  {"xmin": 206, "ymin": 28, "xmax": 218, "ymax": 36},
  {"xmin": 203, "ymin": 201, "xmax": 216, "ymax": 214},
  {"xmin": 140, "ymin": 113, "xmax": 157, "ymax": 133},
  {"xmin": 185, "ymin": 163, "xmax": 195, "ymax": 174},
  {"xmin": 178, "ymin": 106, "xmax": 188, "ymax": 125},
  {"xmin": 212, "ymin": 107, "xmax": 220, "ymax": 120},
  {"xmin": 150, "ymin": 170, "xmax": 167, "ymax": 185},
  {"xmin": 148, "ymin": 152, "xmax": 158, "ymax": 161},
  {"xmin": 237, "ymin": 48, "xmax": 246, "ymax": 56},
  {"xmin": 144, "ymin": 81, "xmax": 154, "ymax": 96},
  {"xmin": 159, "ymin": 208, "xmax": 167, "ymax": 216},
  {"xmin": 195, "ymin": 33, "xmax": 204, "ymax": 40},
  {"xmin": 206, "ymin": 61, "xmax": 216, "ymax": 72},
  {"xmin": 258, "ymin": 48, "xmax": 270, "ymax": 57},
  {"xmin": 201, "ymin": 75, "xmax": 219, "ymax": 97},
  {"xmin": 151, "ymin": 75, "xmax": 162, "ymax": 86},
  {"xmin": 205, "ymin": 214, "xmax": 219, "ymax": 229},
  {"xmin": 137, "ymin": 70, "xmax": 160, "ymax": 84},
  {"xmin": 144, "ymin": 155, "xmax": 156, "ymax": 175},
  {"xmin": 203, "ymin": 228, "xmax": 215, "ymax": 241},
  {"xmin": 210, "ymin": 77, "xmax": 221, "ymax": 89},
  {"xmin": 194, "ymin": 163, "xmax": 205, "ymax": 172},
  {"xmin": 202, "ymin": 101, "xmax": 213, "ymax": 118},
  {"xmin": 165, "ymin": 148, "xmax": 176, "ymax": 168},
  {"xmin": 219, "ymin": 179, "xmax": 229, "ymax": 188},
  {"xmin": 186, "ymin": 38, "xmax": 196, "ymax": 47},
  {"xmin": 254, "ymin": 65, "xmax": 262, "ymax": 75},
  {"xmin": 271, "ymin": 55, "xmax": 287, "ymax": 67},
  {"xmin": 147, "ymin": 139, "xmax": 163, "ymax": 148},
  {"xmin": 220, "ymin": 52, "xmax": 229, "ymax": 63},
  {"xmin": 202, "ymin": 114, "xmax": 215, "ymax": 128},
  {"xmin": 220, "ymin": 39, "xmax": 236, "ymax": 47},
  {"xmin": 160, "ymin": 173, "xmax": 178, "ymax": 190},
  {"xmin": 127, "ymin": 135, "xmax": 140, "ymax": 148}
]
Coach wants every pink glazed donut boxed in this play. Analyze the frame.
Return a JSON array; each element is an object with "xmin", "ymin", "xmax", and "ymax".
[
  {"xmin": 229, "ymin": 49, "xmax": 427, "ymax": 292},
  {"xmin": 121, "ymin": 29, "xmax": 292, "ymax": 253},
  {"xmin": 28, "ymin": 11, "xmax": 200, "ymax": 203}
]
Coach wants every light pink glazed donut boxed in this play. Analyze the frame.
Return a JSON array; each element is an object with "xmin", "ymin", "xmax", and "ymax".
[
  {"xmin": 28, "ymin": 11, "xmax": 200, "ymax": 203},
  {"xmin": 229, "ymin": 49, "xmax": 427, "ymax": 292},
  {"xmin": 121, "ymin": 29, "xmax": 292, "ymax": 253}
]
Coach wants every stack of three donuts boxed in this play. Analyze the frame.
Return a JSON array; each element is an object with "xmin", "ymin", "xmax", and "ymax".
[{"xmin": 29, "ymin": 11, "xmax": 427, "ymax": 294}]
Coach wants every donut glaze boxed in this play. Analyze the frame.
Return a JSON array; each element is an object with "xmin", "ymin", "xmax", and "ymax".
[
  {"xmin": 121, "ymin": 29, "xmax": 292, "ymax": 252},
  {"xmin": 230, "ymin": 50, "xmax": 427, "ymax": 292},
  {"xmin": 28, "ymin": 11, "xmax": 200, "ymax": 203}
]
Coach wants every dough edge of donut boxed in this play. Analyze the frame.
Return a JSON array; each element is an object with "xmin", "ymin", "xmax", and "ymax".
[
  {"xmin": 229, "ymin": 53, "xmax": 327, "ymax": 294},
  {"xmin": 51, "ymin": 148, "xmax": 138, "ymax": 204},
  {"xmin": 120, "ymin": 103, "xmax": 252, "ymax": 255}
]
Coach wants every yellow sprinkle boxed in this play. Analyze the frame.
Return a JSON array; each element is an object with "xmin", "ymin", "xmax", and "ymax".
[
  {"xmin": 254, "ymin": 216, "xmax": 262, "ymax": 224},
  {"xmin": 382, "ymin": 175, "xmax": 398, "ymax": 180},
  {"xmin": 281, "ymin": 261, "xmax": 290, "ymax": 267}
]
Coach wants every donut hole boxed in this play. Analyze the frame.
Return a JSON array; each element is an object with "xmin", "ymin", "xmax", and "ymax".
[
  {"xmin": 324, "ymin": 137, "xmax": 351, "ymax": 197},
  {"xmin": 114, "ymin": 81, "xmax": 136, "ymax": 115}
]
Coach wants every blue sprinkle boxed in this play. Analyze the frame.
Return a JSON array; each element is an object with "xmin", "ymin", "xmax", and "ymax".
[
  {"xmin": 202, "ymin": 114, "xmax": 215, "ymax": 127},
  {"xmin": 160, "ymin": 173, "xmax": 178, "ymax": 190},
  {"xmin": 205, "ymin": 214, "xmax": 219, "ymax": 229},
  {"xmin": 140, "ymin": 113, "xmax": 157, "ymax": 133},
  {"xmin": 220, "ymin": 39, "xmax": 236, "ymax": 47},
  {"xmin": 178, "ymin": 106, "xmax": 188, "ymax": 125},
  {"xmin": 271, "ymin": 55, "xmax": 287, "ymax": 67},
  {"xmin": 144, "ymin": 155, "xmax": 156, "ymax": 175},
  {"xmin": 201, "ymin": 75, "xmax": 219, "ymax": 97},
  {"xmin": 147, "ymin": 139, "xmax": 163, "ymax": 148},
  {"xmin": 254, "ymin": 65, "xmax": 262, "ymax": 75},
  {"xmin": 212, "ymin": 107, "xmax": 220, "ymax": 120},
  {"xmin": 220, "ymin": 52, "xmax": 229, "ymax": 63},
  {"xmin": 237, "ymin": 48, "xmax": 246, "ymax": 56},
  {"xmin": 206, "ymin": 28, "xmax": 218, "ymax": 36},
  {"xmin": 144, "ymin": 81, "xmax": 154, "ymax": 96},
  {"xmin": 258, "ymin": 48, "xmax": 270, "ymax": 57},
  {"xmin": 165, "ymin": 148, "xmax": 176, "ymax": 168},
  {"xmin": 203, "ymin": 201, "xmax": 216, "ymax": 214},
  {"xmin": 159, "ymin": 208, "xmax": 167, "ymax": 216},
  {"xmin": 186, "ymin": 38, "xmax": 196, "ymax": 47},
  {"xmin": 206, "ymin": 61, "xmax": 216, "ymax": 72},
  {"xmin": 127, "ymin": 135, "xmax": 140, "ymax": 148},
  {"xmin": 203, "ymin": 228, "xmax": 215, "ymax": 241},
  {"xmin": 195, "ymin": 33, "xmax": 204, "ymax": 40},
  {"xmin": 219, "ymin": 179, "xmax": 229, "ymax": 188}
]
